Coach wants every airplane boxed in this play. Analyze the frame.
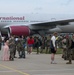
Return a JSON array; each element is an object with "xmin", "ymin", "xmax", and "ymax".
[{"xmin": 0, "ymin": 13, "xmax": 74, "ymax": 37}]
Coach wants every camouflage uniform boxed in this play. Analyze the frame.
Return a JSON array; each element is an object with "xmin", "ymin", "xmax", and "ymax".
[
  {"xmin": 66, "ymin": 36, "xmax": 72, "ymax": 64},
  {"xmin": 40, "ymin": 37, "xmax": 45, "ymax": 53},
  {"xmin": 35, "ymin": 37, "xmax": 40, "ymax": 54},
  {"xmin": 62, "ymin": 36, "xmax": 74, "ymax": 61},
  {"xmin": 67, "ymin": 39, "xmax": 74, "ymax": 63},
  {"xmin": 72, "ymin": 48, "xmax": 74, "ymax": 60},
  {"xmin": 0, "ymin": 36, "xmax": 2, "ymax": 50},
  {"xmin": 17, "ymin": 38, "xmax": 25, "ymax": 58},
  {"xmin": 45, "ymin": 38, "xmax": 50, "ymax": 54},
  {"xmin": 20, "ymin": 38, "xmax": 26, "ymax": 58},
  {"xmin": 62, "ymin": 37, "xmax": 67, "ymax": 59},
  {"xmin": 9, "ymin": 37, "xmax": 16, "ymax": 61},
  {"xmin": 71, "ymin": 35, "xmax": 74, "ymax": 60},
  {"xmin": 17, "ymin": 38, "xmax": 22, "ymax": 57}
]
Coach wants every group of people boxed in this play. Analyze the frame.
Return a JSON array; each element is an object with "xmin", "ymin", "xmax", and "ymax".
[
  {"xmin": 50, "ymin": 32, "xmax": 74, "ymax": 64},
  {"xmin": 27, "ymin": 32, "xmax": 74, "ymax": 64},
  {"xmin": 0, "ymin": 32, "xmax": 74, "ymax": 64},
  {"xmin": 27, "ymin": 36, "xmax": 50, "ymax": 54},
  {"xmin": 0, "ymin": 34, "xmax": 52, "ymax": 61},
  {"xmin": 62, "ymin": 34, "xmax": 74, "ymax": 64},
  {"xmin": 1, "ymin": 35, "xmax": 26, "ymax": 61}
]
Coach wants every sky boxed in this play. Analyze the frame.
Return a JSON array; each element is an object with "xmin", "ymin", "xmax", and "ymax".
[{"xmin": 0, "ymin": 0, "xmax": 74, "ymax": 14}]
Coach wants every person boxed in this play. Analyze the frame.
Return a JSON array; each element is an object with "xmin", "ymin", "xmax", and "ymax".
[
  {"xmin": 14, "ymin": 36, "xmax": 18, "ymax": 58},
  {"xmin": 17, "ymin": 37, "xmax": 22, "ymax": 58},
  {"xmin": 71, "ymin": 34, "xmax": 74, "ymax": 60},
  {"xmin": 66, "ymin": 34, "xmax": 74, "ymax": 64},
  {"xmin": 27, "ymin": 36, "xmax": 34, "ymax": 54},
  {"xmin": 62, "ymin": 36, "xmax": 67, "ymax": 59},
  {"xmin": 35, "ymin": 37, "xmax": 40, "ymax": 54},
  {"xmin": 40, "ymin": 36, "xmax": 45, "ymax": 53},
  {"xmin": 3, "ymin": 38, "xmax": 9, "ymax": 61},
  {"xmin": 0, "ymin": 35, "xmax": 2, "ymax": 50},
  {"xmin": 45, "ymin": 35, "xmax": 51, "ymax": 54},
  {"xmin": 1, "ymin": 36, "xmax": 5, "ymax": 46},
  {"xmin": 19, "ymin": 36, "xmax": 26, "ymax": 58},
  {"xmin": 50, "ymin": 32, "xmax": 58, "ymax": 64},
  {"xmin": 9, "ymin": 35, "xmax": 15, "ymax": 61}
]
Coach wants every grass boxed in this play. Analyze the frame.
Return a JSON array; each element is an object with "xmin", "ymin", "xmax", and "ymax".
[
  {"xmin": 56, "ymin": 48, "xmax": 63, "ymax": 54},
  {"xmin": 32, "ymin": 48, "xmax": 63, "ymax": 54}
]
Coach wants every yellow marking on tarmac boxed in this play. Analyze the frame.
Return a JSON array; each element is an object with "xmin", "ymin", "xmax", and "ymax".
[{"xmin": 0, "ymin": 64, "xmax": 30, "ymax": 75}]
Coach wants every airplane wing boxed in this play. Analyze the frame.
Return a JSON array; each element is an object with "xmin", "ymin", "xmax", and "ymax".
[
  {"xmin": 29, "ymin": 19, "xmax": 74, "ymax": 30},
  {"xmin": 32, "ymin": 19, "xmax": 74, "ymax": 26}
]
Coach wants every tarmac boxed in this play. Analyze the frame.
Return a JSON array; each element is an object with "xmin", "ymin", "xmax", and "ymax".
[{"xmin": 0, "ymin": 47, "xmax": 74, "ymax": 75}]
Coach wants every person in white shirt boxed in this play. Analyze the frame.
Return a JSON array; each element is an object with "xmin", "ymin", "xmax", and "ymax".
[{"xmin": 50, "ymin": 32, "xmax": 58, "ymax": 64}]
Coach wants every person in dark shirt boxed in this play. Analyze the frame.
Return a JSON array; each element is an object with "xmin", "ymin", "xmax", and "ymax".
[{"xmin": 0, "ymin": 35, "xmax": 2, "ymax": 50}]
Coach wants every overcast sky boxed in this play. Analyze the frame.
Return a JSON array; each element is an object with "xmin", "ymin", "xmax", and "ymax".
[{"xmin": 0, "ymin": 0, "xmax": 74, "ymax": 14}]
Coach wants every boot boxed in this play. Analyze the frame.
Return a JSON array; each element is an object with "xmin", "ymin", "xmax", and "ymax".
[{"xmin": 66, "ymin": 60, "xmax": 72, "ymax": 64}]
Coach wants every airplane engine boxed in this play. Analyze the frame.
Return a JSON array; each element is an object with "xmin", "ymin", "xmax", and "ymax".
[
  {"xmin": 9, "ymin": 26, "xmax": 30, "ymax": 36},
  {"xmin": 49, "ymin": 27, "xmax": 62, "ymax": 33}
]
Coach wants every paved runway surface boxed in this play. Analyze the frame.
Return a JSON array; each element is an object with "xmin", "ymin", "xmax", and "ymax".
[{"xmin": 0, "ymin": 47, "xmax": 74, "ymax": 75}]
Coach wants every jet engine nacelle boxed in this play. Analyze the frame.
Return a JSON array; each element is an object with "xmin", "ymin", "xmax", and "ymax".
[
  {"xmin": 9, "ymin": 26, "xmax": 30, "ymax": 36},
  {"xmin": 49, "ymin": 27, "xmax": 62, "ymax": 33}
]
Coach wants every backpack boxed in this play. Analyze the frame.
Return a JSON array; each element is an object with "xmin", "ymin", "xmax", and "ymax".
[{"xmin": 70, "ymin": 39, "xmax": 74, "ymax": 49}]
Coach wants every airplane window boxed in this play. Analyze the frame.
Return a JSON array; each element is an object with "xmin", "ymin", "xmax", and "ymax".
[{"xmin": 1, "ymin": 20, "xmax": 12, "ymax": 22}]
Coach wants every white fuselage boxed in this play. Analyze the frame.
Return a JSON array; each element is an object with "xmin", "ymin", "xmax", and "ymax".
[{"xmin": 0, "ymin": 13, "xmax": 74, "ymax": 33}]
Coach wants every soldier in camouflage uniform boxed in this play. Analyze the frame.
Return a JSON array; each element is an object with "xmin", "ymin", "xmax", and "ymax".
[
  {"xmin": 40, "ymin": 36, "xmax": 45, "ymax": 53},
  {"xmin": 62, "ymin": 36, "xmax": 67, "ymax": 59},
  {"xmin": 0, "ymin": 35, "xmax": 2, "ymax": 50},
  {"xmin": 17, "ymin": 37, "xmax": 22, "ymax": 58},
  {"xmin": 35, "ymin": 37, "xmax": 40, "ymax": 54},
  {"xmin": 65, "ymin": 35, "xmax": 72, "ymax": 64},
  {"xmin": 45, "ymin": 36, "xmax": 51, "ymax": 54},
  {"xmin": 9, "ymin": 35, "xmax": 16, "ymax": 61},
  {"xmin": 17, "ymin": 36, "xmax": 25, "ymax": 58},
  {"xmin": 20, "ymin": 36, "xmax": 26, "ymax": 58},
  {"xmin": 71, "ymin": 35, "xmax": 74, "ymax": 60}
]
